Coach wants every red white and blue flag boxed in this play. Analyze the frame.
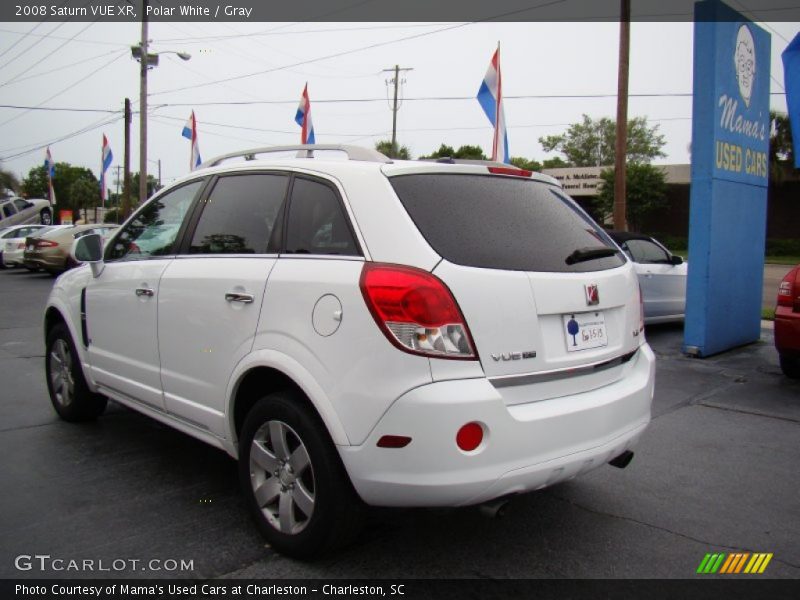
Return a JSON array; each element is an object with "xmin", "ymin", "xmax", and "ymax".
[
  {"xmin": 44, "ymin": 146, "xmax": 56, "ymax": 205},
  {"xmin": 181, "ymin": 110, "xmax": 202, "ymax": 170},
  {"xmin": 476, "ymin": 44, "xmax": 510, "ymax": 164},
  {"xmin": 100, "ymin": 134, "xmax": 113, "ymax": 206},
  {"xmin": 295, "ymin": 83, "xmax": 315, "ymax": 144}
]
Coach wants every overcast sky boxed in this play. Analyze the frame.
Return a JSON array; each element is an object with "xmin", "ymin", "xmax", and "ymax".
[{"xmin": 0, "ymin": 18, "xmax": 797, "ymax": 189}]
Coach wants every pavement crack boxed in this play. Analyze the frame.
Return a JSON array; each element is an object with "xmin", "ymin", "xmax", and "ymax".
[
  {"xmin": 696, "ymin": 402, "xmax": 800, "ymax": 424},
  {"xmin": 548, "ymin": 493, "xmax": 800, "ymax": 571}
]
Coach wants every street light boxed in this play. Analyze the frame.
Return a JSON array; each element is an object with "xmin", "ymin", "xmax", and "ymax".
[{"xmin": 131, "ymin": 7, "xmax": 191, "ymax": 205}]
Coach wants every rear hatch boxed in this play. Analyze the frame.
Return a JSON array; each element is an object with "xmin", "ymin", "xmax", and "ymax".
[{"xmin": 386, "ymin": 166, "xmax": 643, "ymax": 389}]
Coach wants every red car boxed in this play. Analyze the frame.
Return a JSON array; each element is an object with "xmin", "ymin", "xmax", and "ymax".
[{"xmin": 775, "ymin": 264, "xmax": 800, "ymax": 378}]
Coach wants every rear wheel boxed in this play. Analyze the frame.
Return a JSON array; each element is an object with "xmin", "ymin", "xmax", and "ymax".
[
  {"xmin": 779, "ymin": 354, "xmax": 800, "ymax": 379},
  {"xmin": 45, "ymin": 323, "xmax": 107, "ymax": 421},
  {"xmin": 40, "ymin": 208, "xmax": 52, "ymax": 225},
  {"xmin": 239, "ymin": 391, "xmax": 364, "ymax": 558}
]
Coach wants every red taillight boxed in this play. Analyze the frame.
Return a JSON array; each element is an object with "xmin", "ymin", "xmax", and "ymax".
[
  {"xmin": 456, "ymin": 422, "xmax": 484, "ymax": 452},
  {"xmin": 360, "ymin": 263, "xmax": 477, "ymax": 360},
  {"xmin": 777, "ymin": 267, "xmax": 800, "ymax": 310},
  {"xmin": 35, "ymin": 240, "xmax": 58, "ymax": 248},
  {"xmin": 487, "ymin": 166, "xmax": 532, "ymax": 177}
]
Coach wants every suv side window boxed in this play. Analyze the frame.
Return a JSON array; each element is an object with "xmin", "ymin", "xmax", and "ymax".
[
  {"xmin": 188, "ymin": 173, "xmax": 288, "ymax": 255},
  {"xmin": 106, "ymin": 180, "xmax": 203, "ymax": 261},
  {"xmin": 625, "ymin": 239, "xmax": 670, "ymax": 264},
  {"xmin": 284, "ymin": 177, "xmax": 359, "ymax": 256},
  {"xmin": 2, "ymin": 202, "xmax": 17, "ymax": 218}
]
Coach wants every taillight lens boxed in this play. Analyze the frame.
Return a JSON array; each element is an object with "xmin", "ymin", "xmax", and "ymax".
[
  {"xmin": 777, "ymin": 267, "xmax": 799, "ymax": 310},
  {"xmin": 487, "ymin": 166, "xmax": 532, "ymax": 177},
  {"xmin": 360, "ymin": 263, "xmax": 477, "ymax": 360},
  {"xmin": 35, "ymin": 240, "xmax": 58, "ymax": 248}
]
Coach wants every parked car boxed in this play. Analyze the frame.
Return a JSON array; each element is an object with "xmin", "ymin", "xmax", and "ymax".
[
  {"xmin": 607, "ymin": 231, "xmax": 687, "ymax": 324},
  {"xmin": 0, "ymin": 224, "xmax": 49, "ymax": 267},
  {"xmin": 0, "ymin": 197, "xmax": 52, "ymax": 227},
  {"xmin": 24, "ymin": 224, "xmax": 118, "ymax": 275},
  {"xmin": 775, "ymin": 264, "xmax": 800, "ymax": 378},
  {"xmin": 44, "ymin": 145, "xmax": 654, "ymax": 558}
]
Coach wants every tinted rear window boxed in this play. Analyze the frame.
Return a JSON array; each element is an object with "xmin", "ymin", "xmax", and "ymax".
[{"xmin": 389, "ymin": 174, "xmax": 624, "ymax": 273}]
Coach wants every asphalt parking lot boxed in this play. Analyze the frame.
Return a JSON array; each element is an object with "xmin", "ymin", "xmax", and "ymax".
[{"xmin": 0, "ymin": 266, "xmax": 798, "ymax": 581}]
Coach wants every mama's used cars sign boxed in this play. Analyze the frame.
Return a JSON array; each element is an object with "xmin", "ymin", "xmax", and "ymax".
[
  {"xmin": 684, "ymin": 0, "xmax": 771, "ymax": 357},
  {"xmin": 712, "ymin": 20, "xmax": 770, "ymax": 183}
]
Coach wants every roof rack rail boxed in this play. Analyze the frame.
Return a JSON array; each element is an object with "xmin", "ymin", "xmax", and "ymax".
[{"xmin": 200, "ymin": 144, "xmax": 393, "ymax": 168}]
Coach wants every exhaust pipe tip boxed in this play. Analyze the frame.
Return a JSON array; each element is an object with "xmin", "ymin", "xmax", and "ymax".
[
  {"xmin": 609, "ymin": 450, "xmax": 634, "ymax": 469},
  {"xmin": 479, "ymin": 497, "xmax": 512, "ymax": 519}
]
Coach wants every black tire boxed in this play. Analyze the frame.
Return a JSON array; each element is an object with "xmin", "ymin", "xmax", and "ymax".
[
  {"xmin": 45, "ymin": 323, "xmax": 107, "ymax": 422},
  {"xmin": 40, "ymin": 208, "xmax": 52, "ymax": 225},
  {"xmin": 779, "ymin": 354, "xmax": 800, "ymax": 379},
  {"xmin": 239, "ymin": 391, "xmax": 364, "ymax": 559}
]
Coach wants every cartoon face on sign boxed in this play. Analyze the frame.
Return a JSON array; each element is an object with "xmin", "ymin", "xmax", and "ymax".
[{"xmin": 735, "ymin": 24, "xmax": 756, "ymax": 107}]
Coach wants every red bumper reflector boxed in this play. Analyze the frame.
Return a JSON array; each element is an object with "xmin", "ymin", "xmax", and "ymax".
[
  {"xmin": 377, "ymin": 435, "xmax": 412, "ymax": 448},
  {"xmin": 456, "ymin": 422, "xmax": 483, "ymax": 451}
]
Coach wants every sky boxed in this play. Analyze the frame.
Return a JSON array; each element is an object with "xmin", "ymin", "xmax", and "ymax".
[{"xmin": 0, "ymin": 17, "xmax": 797, "ymax": 190}]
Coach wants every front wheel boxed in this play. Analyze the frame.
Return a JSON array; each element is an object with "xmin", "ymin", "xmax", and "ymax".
[
  {"xmin": 239, "ymin": 391, "xmax": 364, "ymax": 558},
  {"xmin": 40, "ymin": 208, "xmax": 52, "ymax": 225},
  {"xmin": 45, "ymin": 323, "xmax": 107, "ymax": 421}
]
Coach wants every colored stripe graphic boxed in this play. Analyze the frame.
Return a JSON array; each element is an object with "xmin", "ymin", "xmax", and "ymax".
[{"xmin": 697, "ymin": 552, "xmax": 773, "ymax": 574}]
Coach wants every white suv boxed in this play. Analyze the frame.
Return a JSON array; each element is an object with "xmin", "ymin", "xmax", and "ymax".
[{"xmin": 44, "ymin": 145, "xmax": 655, "ymax": 557}]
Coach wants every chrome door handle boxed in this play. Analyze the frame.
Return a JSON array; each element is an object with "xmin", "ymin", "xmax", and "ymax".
[
  {"xmin": 135, "ymin": 287, "xmax": 154, "ymax": 297},
  {"xmin": 225, "ymin": 292, "xmax": 254, "ymax": 304}
]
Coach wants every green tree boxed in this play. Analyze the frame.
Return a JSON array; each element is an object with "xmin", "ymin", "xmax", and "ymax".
[
  {"xmin": 69, "ymin": 177, "xmax": 100, "ymax": 222},
  {"xmin": 542, "ymin": 156, "xmax": 570, "ymax": 169},
  {"xmin": 375, "ymin": 140, "xmax": 411, "ymax": 159},
  {"xmin": 419, "ymin": 144, "xmax": 488, "ymax": 160},
  {"xmin": 596, "ymin": 163, "xmax": 667, "ymax": 231},
  {"xmin": 22, "ymin": 162, "xmax": 98, "ymax": 213},
  {"xmin": 769, "ymin": 111, "xmax": 795, "ymax": 183},
  {"xmin": 510, "ymin": 157, "xmax": 543, "ymax": 171},
  {"xmin": 539, "ymin": 114, "xmax": 666, "ymax": 167},
  {"xmin": 130, "ymin": 172, "xmax": 160, "ymax": 199},
  {"xmin": 0, "ymin": 164, "xmax": 19, "ymax": 196}
]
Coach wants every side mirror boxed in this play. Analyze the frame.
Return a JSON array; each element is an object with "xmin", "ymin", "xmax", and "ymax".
[
  {"xmin": 71, "ymin": 233, "xmax": 104, "ymax": 277},
  {"xmin": 670, "ymin": 254, "xmax": 684, "ymax": 266}
]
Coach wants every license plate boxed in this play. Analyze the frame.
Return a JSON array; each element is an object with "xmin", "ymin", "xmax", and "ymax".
[
  {"xmin": 26, "ymin": 244, "xmax": 34, "ymax": 251},
  {"xmin": 563, "ymin": 311, "xmax": 608, "ymax": 352}
]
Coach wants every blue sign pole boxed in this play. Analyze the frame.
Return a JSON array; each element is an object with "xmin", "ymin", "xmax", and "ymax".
[{"xmin": 684, "ymin": 0, "xmax": 771, "ymax": 357}]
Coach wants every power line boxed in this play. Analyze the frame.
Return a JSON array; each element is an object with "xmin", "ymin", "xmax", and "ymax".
[
  {"xmin": 155, "ymin": 22, "xmax": 460, "ymax": 44},
  {"xmin": 150, "ymin": 0, "xmax": 567, "ymax": 97},
  {"xmin": 0, "ymin": 114, "xmax": 123, "ymax": 161},
  {"xmin": 0, "ymin": 104, "xmax": 118, "ymax": 113},
  {"xmin": 0, "ymin": 50, "xmax": 128, "ymax": 128},
  {"xmin": 0, "ymin": 27, "xmax": 128, "ymax": 47},
  {"xmin": 0, "ymin": 48, "xmax": 123, "ymax": 89}
]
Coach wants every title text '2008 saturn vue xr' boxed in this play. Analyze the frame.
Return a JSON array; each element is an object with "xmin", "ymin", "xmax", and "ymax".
[{"xmin": 44, "ymin": 145, "xmax": 655, "ymax": 557}]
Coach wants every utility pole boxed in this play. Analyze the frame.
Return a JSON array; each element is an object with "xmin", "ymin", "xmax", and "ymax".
[
  {"xmin": 114, "ymin": 165, "xmax": 122, "ymax": 199},
  {"xmin": 139, "ymin": 0, "xmax": 149, "ymax": 205},
  {"xmin": 613, "ymin": 0, "xmax": 630, "ymax": 231},
  {"xmin": 382, "ymin": 65, "xmax": 413, "ymax": 157},
  {"xmin": 122, "ymin": 97, "xmax": 132, "ymax": 221}
]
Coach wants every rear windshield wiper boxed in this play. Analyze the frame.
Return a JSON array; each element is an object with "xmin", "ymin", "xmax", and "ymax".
[{"xmin": 565, "ymin": 246, "xmax": 618, "ymax": 265}]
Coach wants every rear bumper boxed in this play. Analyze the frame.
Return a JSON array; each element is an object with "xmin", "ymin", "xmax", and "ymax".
[
  {"xmin": 339, "ymin": 343, "xmax": 655, "ymax": 507},
  {"xmin": 775, "ymin": 307, "xmax": 800, "ymax": 355}
]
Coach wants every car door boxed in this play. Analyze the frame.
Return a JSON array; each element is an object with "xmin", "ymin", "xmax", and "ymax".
[
  {"xmin": 625, "ymin": 238, "xmax": 686, "ymax": 318},
  {"xmin": 1, "ymin": 201, "xmax": 19, "ymax": 226},
  {"xmin": 157, "ymin": 173, "xmax": 288, "ymax": 437},
  {"xmin": 13, "ymin": 199, "xmax": 35, "ymax": 224},
  {"xmin": 85, "ymin": 180, "xmax": 205, "ymax": 410}
]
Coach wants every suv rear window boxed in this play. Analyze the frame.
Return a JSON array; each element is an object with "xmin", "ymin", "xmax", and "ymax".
[{"xmin": 389, "ymin": 173, "xmax": 624, "ymax": 273}]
